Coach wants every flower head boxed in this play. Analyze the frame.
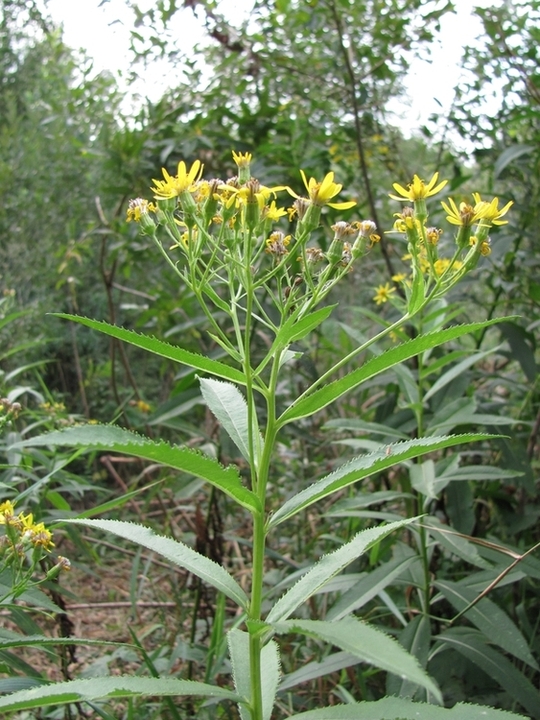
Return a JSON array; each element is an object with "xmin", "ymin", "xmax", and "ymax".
[
  {"xmin": 390, "ymin": 172, "xmax": 447, "ymax": 202},
  {"xmin": 441, "ymin": 198, "xmax": 478, "ymax": 227},
  {"xmin": 232, "ymin": 151, "xmax": 252, "ymax": 169},
  {"xmin": 472, "ymin": 193, "xmax": 513, "ymax": 226},
  {"xmin": 373, "ymin": 283, "xmax": 396, "ymax": 305},
  {"xmin": 288, "ymin": 170, "xmax": 356, "ymax": 209},
  {"xmin": 151, "ymin": 160, "xmax": 204, "ymax": 200}
]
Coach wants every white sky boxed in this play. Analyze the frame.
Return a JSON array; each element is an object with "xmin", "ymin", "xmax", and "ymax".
[{"xmin": 43, "ymin": 0, "xmax": 500, "ymax": 141}]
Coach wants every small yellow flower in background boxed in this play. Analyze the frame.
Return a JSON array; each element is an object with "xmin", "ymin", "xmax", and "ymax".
[
  {"xmin": 472, "ymin": 193, "xmax": 513, "ymax": 226},
  {"xmin": 470, "ymin": 235, "xmax": 492, "ymax": 256},
  {"xmin": 0, "ymin": 500, "xmax": 16, "ymax": 523},
  {"xmin": 426, "ymin": 227, "xmax": 442, "ymax": 244},
  {"xmin": 390, "ymin": 172, "xmax": 447, "ymax": 202},
  {"xmin": 392, "ymin": 272, "xmax": 407, "ymax": 283},
  {"xmin": 288, "ymin": 170, "xmax": 356, "ymax": 209},
  {"xmin": 232, "ymin": 151, "xmax": 253, "ymax": 168},
  {"xmin": 151, "ymin": 160, "xmax": 204, "ymax": 200},
  {"xmin": 135, "ymin": 400, "xmax": 152, "ymax": 414},
  {"xmin": 373, "ymin": 282, "xmax": 396, "ymax": 305}
]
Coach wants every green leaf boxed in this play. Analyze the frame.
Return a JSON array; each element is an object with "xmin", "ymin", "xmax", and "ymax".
[
  {"xmin": 66, "ymin": 519, "xmax": 249, "ymax": 610},
  {"xmin": 288, "ymin": 697, "xmax": 528, "ymax": 719},
  {"xmin": 386, "ymin": 615, "xmax": 431, "ymax": 699},
  {"xmin": 278, "ymin": 651, "xmax": 357, "ymax": 692},
  {"xmin": 326, "ymin": 554, "xmax": 417, "ymax": 621},
  {"xmin": 0, "ymin": 676, "xmax": 241, "ymax": 712},
  {"xmin": 278, "ymin": 318, "xmax": 514, "ymax": 425},
  {"xmin": 425, "ymin": 518, "xmax": 492, "ymax": 569},
  {"xmin": 435, "ymin": 580, "xmax": 538, "ymax": 669},
  {"xmin": 274, "ymin": 618, "xmax": 442, "ymax": 703},
  {"xmin": 436, "ymin": 628, "xmax": 540, "ymax": 718},
  {"xmin": 410, "ymin": 459, "xmax": 438, "ymax": 499},
  {"xmin": 52, "ymin": 314, "xmax": 247, "ymax": 385},
  {"xmin": 273, "ymin": 305, "xmax": 336, "ymax": 348},
  {"xmin": 199, "ymin": 377, "xmax": 262, "ymax": 466},
  {"xmin": 423, "ymin": 347, "xmax": 499, "ymax": 401},
  {"xmin": 268, "ymin": 434, "xmax": 492, "ymax": 528},
  {"xmin": 267, "ymin": 518, "xmax": 416, "ymax": 623},
  {"xmin": 14, "ymin": 424, "xmax": 260, "ymax": 513},
  {"xmin": 228, "ymin": 629, "xmax": 280, "ymax": 720},
  {"xmin": 494, "ymin": 143, "xmax": 534, "ymax": 177}
]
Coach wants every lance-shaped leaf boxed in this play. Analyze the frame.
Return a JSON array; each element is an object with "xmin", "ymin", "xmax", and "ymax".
[
  {"xmin": 267, "ymin": 518, "xmax": 416, "ymax": 623},
  {"xmin": 288, "ymin": 697, "xmax": 528, "ymax": 719},
  {"xmin": 273, "ymin": 618, "xmax": 442, "ymax": 703},
  {"xmin": 278, "ymin": 317, "xmax": 515, "ymax": 425},
  {"xmin": 14, "ymin": 424, "xmax": 260, "ymax": 512},
  {"xmin": 0, "ymin": 676, "xmax": 241, "ymax": 712},
  {"xmin": 67, "ymin": 519, "xmax": 248, "ymax": 610},
  {"xmin": 435, "ymin": 579, "xmax": 538, "ymax": 669},
  {"xmin": 199, "ymin": 377, "xmax": 263, "ymax": 466},
  {"xmin": 268, "ymin": 434, "xmax": 492, "ymax": 528},
  {"xmin": 436, "ymin": 628, "xmax": 540, "ymax": 718},
  {"xmin": 52, "ymin": 313, "xmax": 246, "ymax": 385},
  {"xmin": 228, "ymin": 629, "xmax": 280, "ymax": 720}
]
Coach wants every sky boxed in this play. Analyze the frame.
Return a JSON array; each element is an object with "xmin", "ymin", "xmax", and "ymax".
[{"xmin": 42, "ymin": 0, "xmax": 499, "ymax": 140}]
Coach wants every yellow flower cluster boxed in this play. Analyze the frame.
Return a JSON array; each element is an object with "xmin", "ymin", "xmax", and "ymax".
[
  {"xmin": 373, "ymin": 173, "xmax": 512, "ymax": 306},
  {"xmin": 0, "ymin": 500, "xmax": 55, "ymax": 551}
]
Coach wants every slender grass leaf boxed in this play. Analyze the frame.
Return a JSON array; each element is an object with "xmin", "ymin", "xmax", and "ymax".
[
  {"xmin": 66, "ymin": 519, "xmax": 248, "ymax": 610},
  {"xmin": 0, "ymin": 635, "xmax": 131, "ymax": 651},
  {"xmin": 52, "ymin": 313, "xmax": 246, "ymax": 385},
  {"xmin": 0, "ymin": 676, "xmax": 241, "ymax": 712},
  {"xmin": 13, "ymin": 424, "xmax": 259, "ymax": 512},
  {"xmin": 423, "ymin": 347, "xmax": 499, "ymax": 401},
  {"xmin": 494, "ymin": 143, "xmax": 534, "ymax": 177},
  {"xmin": 267, "ymin": 518, "xmax": 417, "ymax": 623},
  {"xmin": 278, "ymin": 318, "xmax": 515, "ymax": 424},
  {"xmin": 274, "ymin": 618, "xmax": 442, "ymax": 703},
  {"xmin": 323, "ymin": 418, "xmax": 409, "ymax": 440},
  {"xmin": 425, "ymin": 518, "xmax": 492, "ymax": 569},
  {"xmin": 288, "ymin": 697, "xmax": 528, "ymax": 719},
  {"xmin": 435, "ymin": 580, "xmax": 538, "ymax": 669},
  {"xmin": 268, "ymin": 434, "xmax": 492, "ymax": 528},
  {"xmin": 199, "ymin": 377, "xmax": 262, "ymax": 466},
  {"xmin": 278, "ymin": 651, "xmax": 357, "ymax": 692},
  {"xmin": 436, "ymin": 628, "xmax": 540, "ymax": 718},
  {"xmin": 326, "ymin": 554, "xmax": 417, "ymax": 621},
  {"xmin": 438, "ymin": 465, "xmax": 523, "ymax": 482}
]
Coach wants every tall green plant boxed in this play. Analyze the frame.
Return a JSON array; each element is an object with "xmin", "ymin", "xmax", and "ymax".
[{"xmin": 3, "ymin": 154, "xmax": 528, "ymax": 718}]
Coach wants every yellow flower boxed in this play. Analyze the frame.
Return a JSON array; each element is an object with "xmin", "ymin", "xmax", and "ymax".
[
  {"xmin": 264, "ymin": 201, "xmax": 287, "ymax": 222},
  {"xmin": 265, "ymin": 231, "xmax": 290, "ymax": 256},
  {"xmin": 27, "ymin": 522, "xmax": 54, "ymax": 551},
  {"xmin": 288, "ymin": 170, "xmax": 356, "ymax": 209},
  {"xmin": 373, "ymin": 283, "xmax": 396, "ymax": 305},
  {"xmin": 390, "ymin": 172, "xmax": 447, "ymax": 202},
  {"xmin": 392, "ymin": 272, "xmax": 407, "ymax": 283},
  {"xmin": 232, "ymin": 151, "xmax": 252, "ymax": 168},
  {"xmin": 441, "ymin": 197, "xmax": 478, "ymax": 227},
  {"xmin": 151, "ymin": 160, "xmax": 204, "ymax": 200},
  {"xmin": 472, "ymin": 193, "xmax": 513, "ymax": 226},
  {"xmin": 0, "ymin": 500, "xmax": 16, "ymax": 523}
]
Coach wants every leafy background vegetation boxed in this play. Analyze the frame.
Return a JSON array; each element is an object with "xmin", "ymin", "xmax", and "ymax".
[{"xmin": 0, "ymin": 0, "xmax": 539, "ymax": 717}]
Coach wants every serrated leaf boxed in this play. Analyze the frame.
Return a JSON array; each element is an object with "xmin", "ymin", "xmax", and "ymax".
[
  {"xmin": 288, "ymin": 697, "xmax": 527, "ymax": 719},
  {"xmin": 268, "ymin": 434, "xmax": 492, "ymax": 528},
  {"xmin": 0, "ymin": 676, "xmax": 241, "ymax": 712},
  {"xmin": 228, "ymin": 629, "xmax": 280, "ymax": 720},
  {"xmin": 435, "ymin": 580, "xmax": 538, "ymax": 669},
  {"xmin": 278, "ymin": 318, "xmax": 515, "ymax": 425},
  {"xmin": 267, "ymin": 518, "xmax": 417, "ymax": 623},
  {"xmin": 66, "ymin": 519, "xmax": 248, "ymax": 610},
  {"xmin": 199, "ymin": 377, "xmax": 262, "ymax": 466},
  {"xmin": 436, "ymin": 628, "xmax": 540, "ymax": 718},
  {"xmin": 274, "ymin": 618, "xmax": 442, "ymax": 703},
  {"xmin": 52, "ymin": 313, "xmax": 246, "ymax": 385},
  {"xmin": 386, "ymin": 615, "xmax": 431, "ymax": 699},
  {"xmin": 13, "ymin": 424, "xmax": 259, "ymax": 512}
]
